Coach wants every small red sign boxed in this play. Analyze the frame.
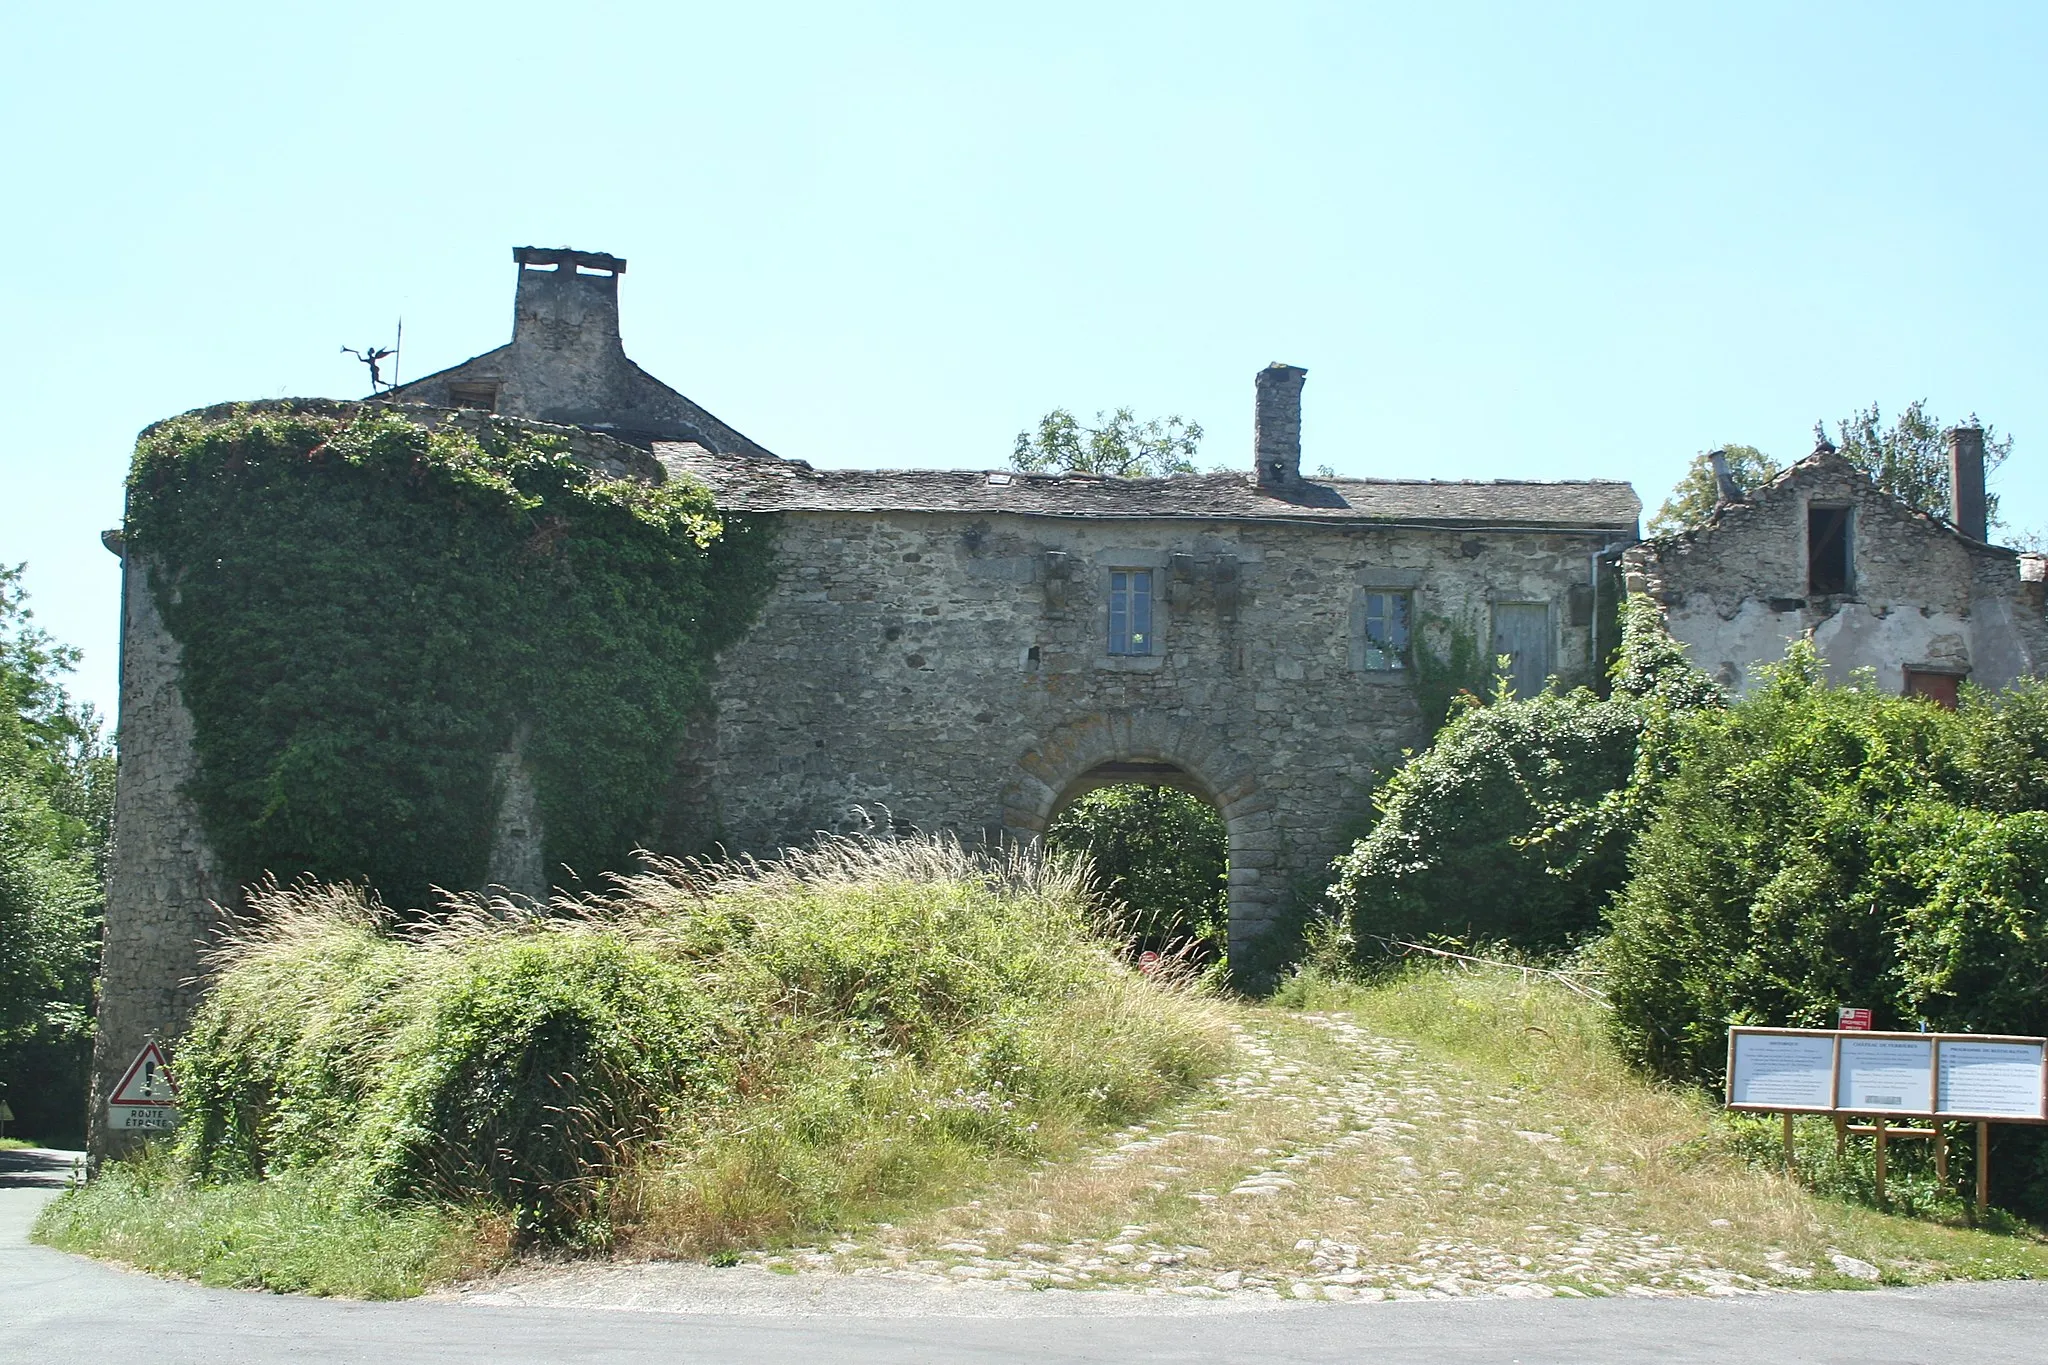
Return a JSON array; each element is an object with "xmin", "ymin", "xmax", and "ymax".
[
  {"xmin": 1838, "ymin": 1008, "xmax": 1873, "ymax": 1031},
  {"xmin": 1137, "ymin": 951, "xmax": 1162, "ymax": 975}
]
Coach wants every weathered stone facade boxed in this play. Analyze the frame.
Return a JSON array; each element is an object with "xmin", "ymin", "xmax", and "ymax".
[
  {"xmin": 1622, "ymin": 441, "xmax": 2048, "ymax": 696},
  {"xmin": 661, "ymin": 502, "xmax": 1632, "ymax": 961}
]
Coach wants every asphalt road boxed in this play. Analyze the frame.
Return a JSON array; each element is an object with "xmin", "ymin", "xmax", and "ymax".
[{"xmin": 7, "ymin": 1146, "xmax": 2048, "ymax": 1364}]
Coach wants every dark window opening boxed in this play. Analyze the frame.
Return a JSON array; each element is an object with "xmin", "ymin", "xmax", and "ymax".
[
  {"xmin": 449, "ymin": 382, "xmax": 499, "ymax": 412},
  {"xmin": 1904, "ymin": 669, "xmax": 1962, "ymax": 710},
  {"xmin": 1809, "ymin": 506, "xmax": 1851, "ymax": 595}
]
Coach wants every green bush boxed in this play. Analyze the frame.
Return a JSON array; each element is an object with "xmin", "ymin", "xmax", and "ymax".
[
  {"xmin": 175, "ymin": 886, "xmax": 723, "ymax": 1238},
  {"xmin": 124, "ymin": 404, "xmax": 774, "ymax": 908},
  {"xmin": 1326, "ymin": 597, "xmax": 1721, "ymax": 956},
  {"xmin": 1044, "ymin": 785, "xmax": 1227, "ymax": 958},
  {"xmin": 166, "ymin": 836, "xmax": 1229, "ymax": 1247},
  {"xmin": 1328, "ymin": 690, "xmax": 1643, "ymax": 951},
  {"xmin": 1603, "ymin": 650, "xmax": 2048, "ymax": 1090}
]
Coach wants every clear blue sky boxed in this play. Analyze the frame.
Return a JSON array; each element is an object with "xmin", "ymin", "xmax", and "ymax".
[{"xmin": 4, "ymin": 1, "xmax": 2045, "ymax": 720}]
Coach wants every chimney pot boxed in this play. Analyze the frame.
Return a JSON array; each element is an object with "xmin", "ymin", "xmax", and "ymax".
[
  {"xmin": 1707, "ymin": 449, "xmax": 1743, "ymax": 506},
  {"xmin": 1254, "ymin": 363, "xmax": 1307, "ymax": 489},
  {"xmin": 1949, "ymin": 425, "xmax": 1988, "ymax": 541}
]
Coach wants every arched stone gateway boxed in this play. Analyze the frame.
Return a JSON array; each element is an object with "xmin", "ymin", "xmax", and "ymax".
[{"xmin": 999, "ymin": 711, "xmax": 1278, "ymax": 962}]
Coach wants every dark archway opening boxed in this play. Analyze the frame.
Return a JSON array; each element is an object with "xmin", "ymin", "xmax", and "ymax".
[{"xmin": 1045, "ymin": 764, "xmax": 1229, "ymax": 967}]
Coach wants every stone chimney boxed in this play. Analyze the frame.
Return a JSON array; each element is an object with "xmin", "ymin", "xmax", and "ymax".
[
  {"xmin": 512, "ymin": 246, "xmax": 626, "ymax": 358},
  {"xmin": 1254, "ymin": 363, "xmax": 1308, "ymax": 489},
  {"xmin": 1706, "ymin": 448, "xmax": 1744, "ymax": 507},
  {"xmin": 1949, "ymin": 425, "xmax": 1988, "ymax": 542}
]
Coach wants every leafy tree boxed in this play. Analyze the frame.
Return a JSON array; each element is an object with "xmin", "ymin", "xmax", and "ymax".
[
  {"xmin": 1045, "ymin": 784, "xmax": 1227, "ymax": 959},
  {"xmin": 1328, "ymin": 689, "xmax": 1644, "ymax": 952},
  {"xmin": 1647, "ymin": 445, "xmax": 1781, "ymax": 536},
  {"xmin": 1832, "ymin": 399, "xmax": 2010, "ymax": 529},
  {"xmin": 0, "ymin": 564, "xmax": 113, "ymax": 1144},
  {"xmin": 1012, "ymin": 408, "xmax": 1203, "ymax": 478}
]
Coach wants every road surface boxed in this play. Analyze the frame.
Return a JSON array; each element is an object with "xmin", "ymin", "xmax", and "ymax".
[{"xmin": 5, "ymin": 1146, "xmax": 2045, "ymax": 1363}]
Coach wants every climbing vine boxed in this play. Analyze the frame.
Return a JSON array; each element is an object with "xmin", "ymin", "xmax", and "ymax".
[
  {"xmin": 1410, "ymin": 612, "xmax": 1501, "ymax": 734},
  {"xmin": 125, "ymin": 403, "xmax": 775, "ymax": 910}
]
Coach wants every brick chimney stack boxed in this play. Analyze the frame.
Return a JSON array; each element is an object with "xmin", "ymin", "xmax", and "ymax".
[
  {"xmin": 1949, "ymin": 425, "xmax": 1988, "ymax": 542},
  {"xmin": 1254, "ymin": 363, "xmax": 1308, "ymax": 490}
]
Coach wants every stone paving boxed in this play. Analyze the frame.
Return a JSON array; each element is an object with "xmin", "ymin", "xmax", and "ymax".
[{"xmin": 711, "ymin": 1012, "xmax": 1829, "ymax": 1305}]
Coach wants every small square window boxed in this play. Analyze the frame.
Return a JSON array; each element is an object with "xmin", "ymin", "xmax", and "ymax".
[
  {"xmin": 1359, "ymin": 591, "xmax": 1412, "ymax": 670},
  {"xmin": 1108, "ymin": 569, "xmax": 1153, "ymax": 656}
]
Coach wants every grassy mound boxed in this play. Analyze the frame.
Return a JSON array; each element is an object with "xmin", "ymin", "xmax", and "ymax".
[{"xmin": 39, "ymin": 836, "xmax": 1230, "ymax": 1287}]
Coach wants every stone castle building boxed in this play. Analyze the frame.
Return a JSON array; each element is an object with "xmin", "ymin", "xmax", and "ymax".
[{"xmin": 92, "ymin": 245, "xmax": 2039, "ymax": 1147}]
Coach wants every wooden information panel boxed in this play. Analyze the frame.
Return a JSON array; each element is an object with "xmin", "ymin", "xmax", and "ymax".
[
  {"xmin": 1726, "ymin": 1027, "xmax": 2048, "ymax": 1122},
  {"xmin": 1727, "ymin": 1029, "xmax": 1836, "ymax": 1112},
  {"xmin": 1938, "ymin": 1040, "xmax": 2047, "ymax": 1120}
]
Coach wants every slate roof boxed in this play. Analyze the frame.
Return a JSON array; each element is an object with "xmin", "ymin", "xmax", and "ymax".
[{"xmin": 653, "ymin": 444, "xmax": 1641, "ymax": 532}]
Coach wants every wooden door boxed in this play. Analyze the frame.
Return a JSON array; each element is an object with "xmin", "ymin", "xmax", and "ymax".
[{"xmin": 1492, "ymin": 603, "xmax": 1551, "ymax": 700}]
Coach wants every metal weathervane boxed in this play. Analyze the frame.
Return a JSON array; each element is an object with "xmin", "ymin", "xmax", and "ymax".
[{"xmin": 342, "ymin": 319, "xmax": 403, "ymax": 392}]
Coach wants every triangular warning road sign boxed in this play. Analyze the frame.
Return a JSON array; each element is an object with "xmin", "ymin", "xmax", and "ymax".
[{"xmin": 109, "ymin": 1041, "xmax": 177, "ymax": 1107}]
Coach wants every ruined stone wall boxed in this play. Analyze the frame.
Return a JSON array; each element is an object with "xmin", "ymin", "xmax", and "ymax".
[
  {"xmin": 1624, "ymin": 458, "xmax": 2042, "ymax": 694},
  {"xmin": 688, "ymin": 510, "xmax": 1613, "ymax": 962},
  {"xmin": 89, "ymin": 552, "xmax": 226, "ymax": 1159}
]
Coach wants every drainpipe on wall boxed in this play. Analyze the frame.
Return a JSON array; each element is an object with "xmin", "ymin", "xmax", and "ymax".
[{"xmin": 1589, "ymin": 540, "xmax": 1633, "ymax": 687}]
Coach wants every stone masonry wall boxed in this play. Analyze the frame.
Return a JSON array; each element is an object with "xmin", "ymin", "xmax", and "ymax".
[
  {"xmin": 685, "ymin": 510, "xmax": 1614, "ymax": 965},
  {"xmin": 1623, "ymin": 456, "xmax": 2047, "ymax": 694},
  {"xmin": 89, "ymin": 553, "xmax": 226, "ymax": 1160}
]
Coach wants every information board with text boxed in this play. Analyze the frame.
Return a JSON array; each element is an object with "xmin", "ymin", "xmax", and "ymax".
[{"xmin": 1726, "ymin": 1027, "xmax": 2048, "ymax": 1121}]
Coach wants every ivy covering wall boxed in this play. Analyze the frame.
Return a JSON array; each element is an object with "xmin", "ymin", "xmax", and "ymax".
[{"xmin": 125, "ymin": 404, "xmax": 775, "ymax": 910}]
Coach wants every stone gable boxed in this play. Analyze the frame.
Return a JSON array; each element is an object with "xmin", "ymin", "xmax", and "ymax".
[{"xmin": 1623, "ymin": 449, "xmax": 2047, "ymax": 694}]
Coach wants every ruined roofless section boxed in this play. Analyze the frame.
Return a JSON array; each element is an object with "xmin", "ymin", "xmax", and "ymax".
[{"xmin": 384, "ymin": 247, "xmax": 774, "ymax": 456}]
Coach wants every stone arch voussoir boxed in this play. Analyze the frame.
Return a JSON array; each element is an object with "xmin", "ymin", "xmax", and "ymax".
[{"xmin": 1000, "ymin": 710, "xmax": 1276, "ymax": 959}]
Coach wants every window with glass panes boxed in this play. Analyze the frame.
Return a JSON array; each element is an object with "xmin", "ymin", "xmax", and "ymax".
[
  {"xmin": 1358, "ymin": 591, "xmax": 1411, "ymax": 670},
  {"xmin": 1108, "ymin": 569, "xmax": 1153, "ymax": 655}
]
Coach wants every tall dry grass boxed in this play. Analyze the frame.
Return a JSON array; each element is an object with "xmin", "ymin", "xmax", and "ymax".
[{"xmin": 151, "ymin": 834, "xmax": 1233, "ymax": 1253}]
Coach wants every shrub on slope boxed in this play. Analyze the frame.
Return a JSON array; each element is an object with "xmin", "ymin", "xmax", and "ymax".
[
  {"xmin": 169, "ymin": 836, "xmax": 1229, "ymax": 1245},
  {"xmin": 1327, "ymin": 689, "xmax": 1643, "ymax": 950}
]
